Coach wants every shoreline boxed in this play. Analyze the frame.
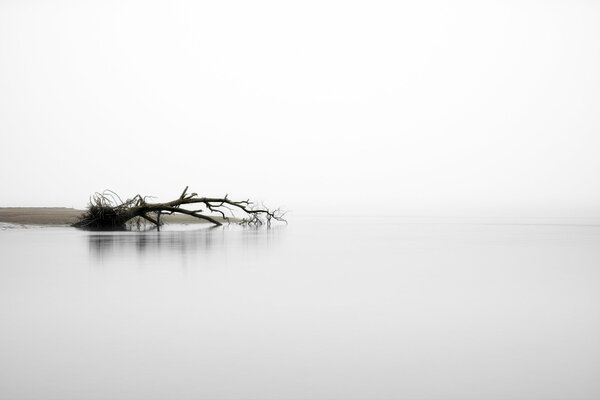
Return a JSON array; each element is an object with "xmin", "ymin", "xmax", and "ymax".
[
  {"xmin": 0, "ymin": 207, "xmax": 83, "ymax": 225},
  {"xmin": 0, "ymin": 207, "xmax": 223, "ymax": 226}
]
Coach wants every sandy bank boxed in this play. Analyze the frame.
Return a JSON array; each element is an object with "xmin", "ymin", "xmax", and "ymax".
[
  {"xmin": 0, "ymin": 208, "xmax": 83, "ymax": 225},
  {"xmin": 0, "ymin": 207, "xmax": 224, "ymax": 226}
]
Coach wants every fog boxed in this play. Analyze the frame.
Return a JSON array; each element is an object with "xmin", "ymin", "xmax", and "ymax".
[{"xmin": 1, "ymin": 0, "xmax": 599, "ymax": 216}]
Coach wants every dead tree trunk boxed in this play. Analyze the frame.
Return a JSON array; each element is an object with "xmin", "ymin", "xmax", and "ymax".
[{"xmin": 72, "ymin": 187, "xmax": 286, "ymax": 230}]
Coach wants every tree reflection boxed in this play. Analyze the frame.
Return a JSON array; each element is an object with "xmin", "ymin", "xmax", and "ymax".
[{"xmin": 87, "ymin": 225, "xmax": 284, "ymax": 262}]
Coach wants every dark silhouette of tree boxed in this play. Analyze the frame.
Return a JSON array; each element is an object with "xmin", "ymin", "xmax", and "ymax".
[{"xmin": 73, "ymin": 186, "xmax": 286, "ymax": 230}]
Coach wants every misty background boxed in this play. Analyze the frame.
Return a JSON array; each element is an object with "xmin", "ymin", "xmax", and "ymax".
[{"xmin": 1, "ymin": 0, "xmax": 599, "ymax": 216}]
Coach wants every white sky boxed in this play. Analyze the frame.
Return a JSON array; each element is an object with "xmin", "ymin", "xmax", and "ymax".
[{"xmin": 1, "ymin": 0, "xmax": 599, "ymax": 216}]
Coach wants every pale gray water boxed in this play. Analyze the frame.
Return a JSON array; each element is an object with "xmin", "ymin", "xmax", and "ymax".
[{"xmin": 1, "ymin": 217, "xmax": 600, "ymax": 400}]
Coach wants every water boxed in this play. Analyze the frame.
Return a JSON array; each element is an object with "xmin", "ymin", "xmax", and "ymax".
[{"xmin": 1, "ymin": 217, "xmax": 600, "ymax": 400}]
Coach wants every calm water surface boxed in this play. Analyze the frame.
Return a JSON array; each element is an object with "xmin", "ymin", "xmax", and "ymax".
[{"xmin": 1, "ymin": 217, "xmax": 600, "ymax": 399}]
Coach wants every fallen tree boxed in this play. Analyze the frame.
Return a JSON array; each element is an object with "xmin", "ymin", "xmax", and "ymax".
[{"xmin": 72, "ymin": 186, "xmax": 286, "ymax": 230}]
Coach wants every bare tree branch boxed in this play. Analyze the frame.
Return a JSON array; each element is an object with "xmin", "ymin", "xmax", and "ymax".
[{"xmin": 73, "ymin": 187, "xmax": 286, "ymax": 230}]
